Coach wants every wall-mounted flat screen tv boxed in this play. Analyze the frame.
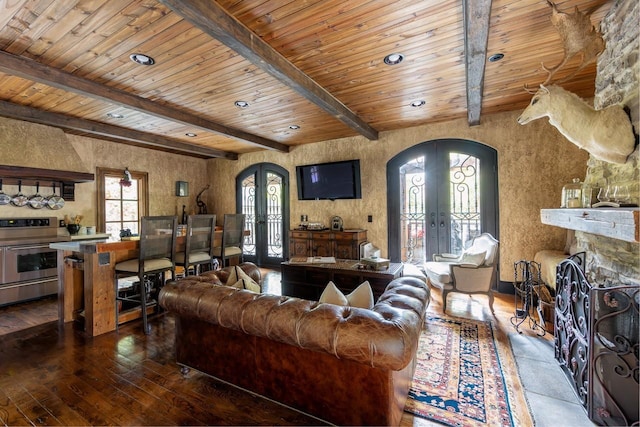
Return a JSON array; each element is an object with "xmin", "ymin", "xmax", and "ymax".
[{"xmin": 296, "ymin": 159, "xmax": 362, "ymax": 200}]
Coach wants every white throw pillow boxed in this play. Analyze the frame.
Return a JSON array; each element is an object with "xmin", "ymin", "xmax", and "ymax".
[
  {"xmin": 318, "ymin": 281, "xmax": 374, "ymax": 309},
  {"xmin": 227, "ymin": 266, "xmax": 260, "ymax": 293},
  {"xmin": 318, "ymin": 281, "xmax": 348, "ymax": 306},
  {"xmin": 346, "ymin": 281, "xmax": 375, "ymax": 309},
  {"xmin": 459, "ymin": 250, "xmax": 486, "ymax": 267},
  {"xmin": 229, "ymin": 279, "xmax": 259, "ymax": 293}
]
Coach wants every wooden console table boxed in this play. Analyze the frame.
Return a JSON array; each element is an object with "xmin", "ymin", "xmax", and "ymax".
[{"xmin": 281, "ymin": 259, "xmax": 403, "ymax": 301}]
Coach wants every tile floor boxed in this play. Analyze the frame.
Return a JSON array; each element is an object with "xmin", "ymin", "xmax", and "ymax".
[{"xmin": 509, "ymin": 328, "xmax": 594, "ymax": 426}]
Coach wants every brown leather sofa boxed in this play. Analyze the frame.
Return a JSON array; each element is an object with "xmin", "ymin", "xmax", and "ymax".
[{"xmin": 159, "ymin": 265, "xmax": 430, "ymax": 426}]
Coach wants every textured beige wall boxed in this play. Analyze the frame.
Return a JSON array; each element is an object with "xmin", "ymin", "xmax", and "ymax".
[
  {"xmin": 0, "ymin": 117, "xmax": 88, "ymax": 172},
  {"xmin": 208, "ymin": 109, "xmax": 589, "ymax": 281},
  {"xmin": 0, "ymin": 121, "xmax": 208, "ymax": 231}
]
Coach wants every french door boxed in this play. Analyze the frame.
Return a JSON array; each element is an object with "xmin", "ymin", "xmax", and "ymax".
[
  {"xmin": 236, "ymin": 163, "xmax": 289, "ymax": 267},
  {"xmin": 387, "ymin": 139, "xmax": 498, "ymax": 264}
]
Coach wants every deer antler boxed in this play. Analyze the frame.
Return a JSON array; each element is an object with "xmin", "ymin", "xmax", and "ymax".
[
  {"xmin": 536, "ymin": 1, "xmax": 605, "ymax": 86},
  {"xmin": 540, "ymin": 60, "xmax": 569, "ymax": 86}
]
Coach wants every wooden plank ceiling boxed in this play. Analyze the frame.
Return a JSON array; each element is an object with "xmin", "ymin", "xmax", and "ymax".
[{"xmin": 0, "ymin": 0, "xmax": 613, "ymax": 159}]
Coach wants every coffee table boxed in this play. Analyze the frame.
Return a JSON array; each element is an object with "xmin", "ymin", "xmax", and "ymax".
[{"xmin": 281, "ymin": 259, "xmax": 404, "ymax": 301}]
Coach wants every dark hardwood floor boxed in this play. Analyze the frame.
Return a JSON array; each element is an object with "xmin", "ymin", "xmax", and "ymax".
[
  {"xmin": 0, "ymin": 296, "xmax": 58, "ymax": 336},
  {"xmin": 0, "ymin": 312, "xmax": 326, "ymax": 426}
]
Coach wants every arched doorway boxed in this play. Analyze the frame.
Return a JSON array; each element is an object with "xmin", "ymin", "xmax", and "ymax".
[
  {"xmin": 387, "ymin": 139, "xmax": 498, "ymax": 266},
  {"xmin": 236, "ymin": 163, "xmax": 289, "ymax": 267}
]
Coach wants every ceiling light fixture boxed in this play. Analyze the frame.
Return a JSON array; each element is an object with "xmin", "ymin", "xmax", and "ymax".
[
  {"xmin": 129, "ymin": 53, "xmax": 155, "ymax": 65},
  {"xmin": 384, "ymin": 53, "xmax": 404, "ymax": 65},
  {"xmin": 410, "ymin": 100, "xmax": 426, "ymax": 107},
  {"xmin": 488, "ymin": 53, "xmax": 504, "ymax": 62},
  {"xmin": 107, "ymin": 112, "xmax": 124, "ymax": 119},
  {"xmin": 235, "ymin": 100, "xmax": 249, "ymax": 108},
  {"xmin": 185, "ymin": 132, "xmax": 197, "ymax": 137},
  {"xmin": 289, "ymin": 125, "xmax": 300, "ymax": 130}
]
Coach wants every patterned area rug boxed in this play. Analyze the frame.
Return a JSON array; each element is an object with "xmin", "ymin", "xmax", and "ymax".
[{"xmin": 404, "ymin": 314, "xmax": 533, "ymax": 427}]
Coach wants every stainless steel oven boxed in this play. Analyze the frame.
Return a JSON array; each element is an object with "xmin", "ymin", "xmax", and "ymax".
[
  {"xmin": 0, "ymin": 217, "xmax": 70, "ymax": 307},
  {"xmin": 3, "ymin": 243, "xmax": 59, "ymax": 283}
]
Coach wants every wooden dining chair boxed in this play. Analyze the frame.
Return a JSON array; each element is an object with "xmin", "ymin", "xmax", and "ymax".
[
  {"xmin": 213, "ymin": 214, "xmax": 246, "ymax": 268},
  {"xmin": 175, "ymin": 214, "xmax": 216, "ymax": 276},
  {"xmin": 114, "ymin": 215, "xmax": 178, "ymax": 334}
]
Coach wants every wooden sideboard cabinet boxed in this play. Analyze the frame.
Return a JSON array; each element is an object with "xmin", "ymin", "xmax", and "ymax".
[{"xmin": 289, "ymin": 229, "xmax": 367, "ymax": 259}]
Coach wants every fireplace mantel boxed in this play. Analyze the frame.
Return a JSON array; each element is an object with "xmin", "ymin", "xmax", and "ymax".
[{"xmin": 541, "ymin": 208, "xmax": 640, "ymax": 243}]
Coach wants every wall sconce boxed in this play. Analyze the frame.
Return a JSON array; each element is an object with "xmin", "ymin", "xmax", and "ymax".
[{"xmin": 176, "ymin": 181, "xmax": 189, "ymax": 197}]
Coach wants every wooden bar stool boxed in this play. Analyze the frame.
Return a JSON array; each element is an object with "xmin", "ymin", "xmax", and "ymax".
[
  {"xmin": 114, "ymin": 215, "xmax": 178, "ymax": 334},
  {"xmin": 175, "ymin": 214, "xmax": 216, "ymax": 276}
]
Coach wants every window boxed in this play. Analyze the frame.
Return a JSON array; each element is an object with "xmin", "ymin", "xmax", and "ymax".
[{"xmin": 97, "ymin": 167, "xmax": 148, "ymax": 238}]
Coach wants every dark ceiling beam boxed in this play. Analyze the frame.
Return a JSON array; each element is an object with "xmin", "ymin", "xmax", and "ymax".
[
  {"xmin": 0, "ymin": 100, "xmax": 237, "ymax": 160},
  {"xmin": 463, "ymin": 0, "xmax": 493, "ymax": 126},
  {"xmin": 159, "ymin": 0, "xmax": 379, "ymax": 141},
  {"xmin": 0, "ymin": 51, "xmax": 287, "ymax": 153}
]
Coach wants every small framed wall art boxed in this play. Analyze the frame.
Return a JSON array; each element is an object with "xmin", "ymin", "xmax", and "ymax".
[{"xmin": 176, "ymin": 181, "xmax": 189, "ymax": 197}]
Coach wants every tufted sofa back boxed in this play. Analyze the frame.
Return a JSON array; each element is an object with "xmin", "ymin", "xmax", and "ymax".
[{"xmin": 160, "ymin": 276, "xmax": 429, "ymax": 370}]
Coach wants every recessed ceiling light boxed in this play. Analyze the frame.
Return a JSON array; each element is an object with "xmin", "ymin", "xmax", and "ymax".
[
  {"xmin": 130, "ymin": 53, "xmax": 155, "ymax": 65},
  {"xmin": 185, "ymin": 132, "xmax": 197, "ymax": 137},
  {"xmin": 289, "ymin": 125, "xmax": 300, "ymax": 130},
  {"xmin": 235, "ymin": 100, "xmax": 249, "ymax": 108},
  {"xmin": 488, "ymin": 53, "xmax": 504, "ymax": 62},
  {"xmin": 384, "ymin": 53, "xmax": 404, "ymax": 65},
  {"xmin": 107, "ymin": 112, "xmax": 124, "ymax": 119},
  {"xmin": 410, "ymin": 100, "xmax": 426, "ymax": 107}
]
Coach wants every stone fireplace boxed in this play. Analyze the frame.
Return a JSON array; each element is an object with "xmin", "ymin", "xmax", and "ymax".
[
  {"xmin": 542, "ymin": 0, "xmax": 638, "ymax": 292},
  {"xmin": 579, "ymin": 0, "xmax": 639, "ymax": 287},
  {"xmin": 542, "ymin": 1, "xmax": 639, "ymax": 425}
]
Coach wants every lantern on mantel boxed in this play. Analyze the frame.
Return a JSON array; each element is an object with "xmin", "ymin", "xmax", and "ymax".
[
  {"xmin": 561, "ymin": 178, "xmax": 583, "ymax": 208},
  {"xmin": 120, "ymin": 168, "xmax": 132, "ymax": 187}
]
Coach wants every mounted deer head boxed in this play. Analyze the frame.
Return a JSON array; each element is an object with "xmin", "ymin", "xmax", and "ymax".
[
  {"xmin": 518, "ymin": 85, "xmax": 636, "ymax": 164},
  {"xmin": 526, "ymin": 1, "xmax": 604, "ymax": 91}
]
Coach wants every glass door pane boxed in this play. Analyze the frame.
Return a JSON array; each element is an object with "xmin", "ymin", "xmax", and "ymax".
[
  {"xmin": 399, "ymin": 156, "xmax": 426, "ymax": 264},
  {"xmin": 449, "ymin": 152, "xmax": 481, "ymax": 254},
  {"xmin": 265, "ymin": 172, "xmax": 283, "ymax": 258},
  {"xmin": 241, "ymin": 173, "xmax": 256, "ymax": 257}
]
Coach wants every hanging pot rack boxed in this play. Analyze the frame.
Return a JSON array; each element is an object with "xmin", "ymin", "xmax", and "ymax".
[{"xmin": 0, "ymin": 165, "xmax": 94, "ymax": 202}]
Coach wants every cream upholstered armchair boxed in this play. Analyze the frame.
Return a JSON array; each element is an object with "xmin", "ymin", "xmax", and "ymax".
[{"xmin": 424, "ymin": 233, "xmax": 499, "ymax": 314}]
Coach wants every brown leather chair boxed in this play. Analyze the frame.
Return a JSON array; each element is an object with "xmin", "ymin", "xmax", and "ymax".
[
  {"xmin": 175, "ymin": 214, "xmax": 216, "ymax": 276},
  {"xmin": 213, "ymin": 213, "xmax": 245, "ymax": 267},
  {"xmin": 115, "ymin": 215, "xmax": 178, "ymax": 334}
]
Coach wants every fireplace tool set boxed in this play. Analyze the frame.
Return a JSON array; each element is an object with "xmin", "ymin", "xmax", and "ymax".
[{"xmin": 511, "ymin": 259, "xmax": 547, "ymax": 336}]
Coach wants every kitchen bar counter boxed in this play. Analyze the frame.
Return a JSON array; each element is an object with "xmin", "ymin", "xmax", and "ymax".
[
  {"xmin": 51, "ymin": 230, "xmax": 228, "ymax": 336},
  {"xmin": 70, "ymin": 233, "xmax": 111, "ymax": 241}
]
